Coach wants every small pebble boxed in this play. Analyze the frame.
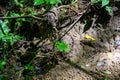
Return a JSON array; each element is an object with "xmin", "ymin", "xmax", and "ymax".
[
  {"xmin": 115, "ymin": 40, "xmax": 120, "ymax": 45},
  {"xmin": 97, "ymin": 61, "xmax": 106, "ymax": 67},
  {"xmin": 114, "ymin": 53, "xmax": 120, "ymax": 60}
]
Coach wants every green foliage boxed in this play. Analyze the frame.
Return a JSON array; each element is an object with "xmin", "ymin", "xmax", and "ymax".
[
  {"xmin": 34, "ymin": 0, "xmax": 45, "ymax": 5},
  {"xmin": 105, "ymin": 6, "xmax": 113, "ymax": 15},
  {"xmin": 34, "ymin": 0, "xmax": 62, "ymax": 5},
  {"xmin": 0, "ymin": 75, "xmax": 7, "ymax": 80},
  {"xmin": 0, "ymin": 20, "xmax": 22, "ymax": 45},
  {"xmin": 91, "ymin": 0, "xmax": 109, "ymax": 7},
  {"xmin": 0, "ymin": 60, "xmax": 6, "ymax": 70},
  {"xmin": 34, "ymin": 0, "xmax": 62, "ymax": 9},
  {"xmin": 101, "ymin": 0, "xmax": 109, "ymax": 7},
  {"xmin": 0, "ymin": 20, "xmax": 10, "ymax": 34},
  {"xmin": 14, "ymin": 0, "xmax": 24, "ymax": 8},
  {"xmin": 91, "ymin": 0, "xmax": 101, "ymax": 3},
  {"xmin": 55, "ymin": 41, "xmax": 70, "ymax": 52},
  {"xmin": 25, "ymin": 64, "xmax": 35, "ymax": 71},
  {"xmin": 91, "ymin": 0, "xmax": 113, "ymax": 16},
  {"xmin": 10, "ymin": 13, "xmax": 25, "ymax": 26},
  {"xmin": 103, "ymin": 77, "xmax": 109, "ymax": 80},
  {"xmin": 27, "ymin": 7, "xmax": 37, "ymax": 15}
]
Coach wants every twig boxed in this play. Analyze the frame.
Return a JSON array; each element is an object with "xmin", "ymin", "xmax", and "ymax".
[
  {"xmin": 58, "ymin": 11, "xmax": 85, "ymax": 40},
  {"xmin": 0, "ymin": 5, "xmax": 78, "ymax": 21},
  {"xmin": 17, "ymin": 68, "xmax": 24, "ymax": 80},
  {"xmin": 64, "ymin": 58, "xmax": 104, "ymax": 80},
  {"xmin": 0, "ymin": 15, "xmax": 46, "ymax": 21},
  {"xmin": 58, "ymin": 3, "xmax": 91, "ymax": 40}
]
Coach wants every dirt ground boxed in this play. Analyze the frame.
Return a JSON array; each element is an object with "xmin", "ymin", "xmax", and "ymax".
[
  {"xmin": 40, "ymin": 15, "xmax": 120, "ymax": 80},
  {"xmin": 0, "ymin": 1, "xmax": 120, "ymax": 80}
]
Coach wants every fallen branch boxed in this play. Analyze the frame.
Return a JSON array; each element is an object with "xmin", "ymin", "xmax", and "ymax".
[
  {"xmin": 58, "ymin": 3, "xmax": 92, "ymax": 40},
  {"xmin": 58, "ymin": 14, "xmax": 83, "ymax": 40},
  {"xmin": 0, "ymin": 15, "xmax": 45, "ymax": 21}
]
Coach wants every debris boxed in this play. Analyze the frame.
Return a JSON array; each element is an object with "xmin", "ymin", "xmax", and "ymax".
[
  {"xmin": 115, "ymin": 40, "xmax": 120, "ymax": 45},
  {"xmin": 114, "ymin": 53, "xmax": 120, "ymax": 60},
  {"xmin": 84, "ymin": 35, "xmax": 96, "ymax": 41},
  {"xmin": 107, "ymin": 52, "xmax": 113, "ymax": 57},
  {"xmin": 104, "ymin": 70, "xmax": 111, "ymax": 75},
  {"xmin": 80, "ymin": 65, "xmax": 85, "ymax": 69},
  {"xmin": 97, "ymin": 61, "xmax": 106, "ymax": 67}
]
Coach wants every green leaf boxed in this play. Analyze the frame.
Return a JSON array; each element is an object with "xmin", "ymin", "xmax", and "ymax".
[
  {"xmin": 34, "ymin": 0, "xmax": 45, "ymax": 5},
  {"xmin": 102, "ymin": 0, "xmax": 109, "ymax": 7},
  {"xmin": 0, "ymin": 60, "xmax": 6, "ymax": 70},
  {"xmin": 49, "ymin": 0, "xmax": 58, "ymax": 4},
  {"xmin": 91, "ymin": 0, "xmax": 101, "ymax": 3},
  {"xmin": 0, "ymin": 20, "xmax": 22, "ymax": 45},
  {"xmin": 105, "ymin": 6, "xmax": 113, "ymax": 16},
  {"xmin": 57, "ymin": 0, "xmax": 62, "ymax": 3},
  {"xmin": 50, "ymin": 0, "xmax": 57, "ymax": 4},
  {"xmin": 80, "ymin": 65, "xmax": 85, "ymax": 69},
  {"xmin": 10, "ymin": 34, "xmax": 22, "ymax": 45},
  {"xmin": 2, "ymin": 33, "xmax": 22, "ymax": 45},
  {"xmin": 0, "ymin": 20, "xmax": 10, "ymax": 35},
  {"xmin": 10, "ymin": 13, "xmax": 20, "ymax": 17},
  {"xmin": 55, "ymin": 41, "xmax": 70, "ymax": 52},
  {"xmin": 25, "ymin": 64, "xmax": 35, "ymax": 71},
  {"xmin": 46, "ymin": 0, "xmax": 62, "ymax": 4},
  {"xmin": 14, "ymin": 0, "xmax": 24, "ymax": 8}
]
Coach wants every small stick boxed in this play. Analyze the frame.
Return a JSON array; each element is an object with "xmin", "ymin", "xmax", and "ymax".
[
  {"xmin": 58, "ymin": 3, "xmax": 91, "ymax": 40},
  {"xmin": 58, "ymin": 10, "xmax": 86, "ymax": 40},
  {"xmin": 0, "ymin": 15, "xmax": 45, "ymax": 21}
]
